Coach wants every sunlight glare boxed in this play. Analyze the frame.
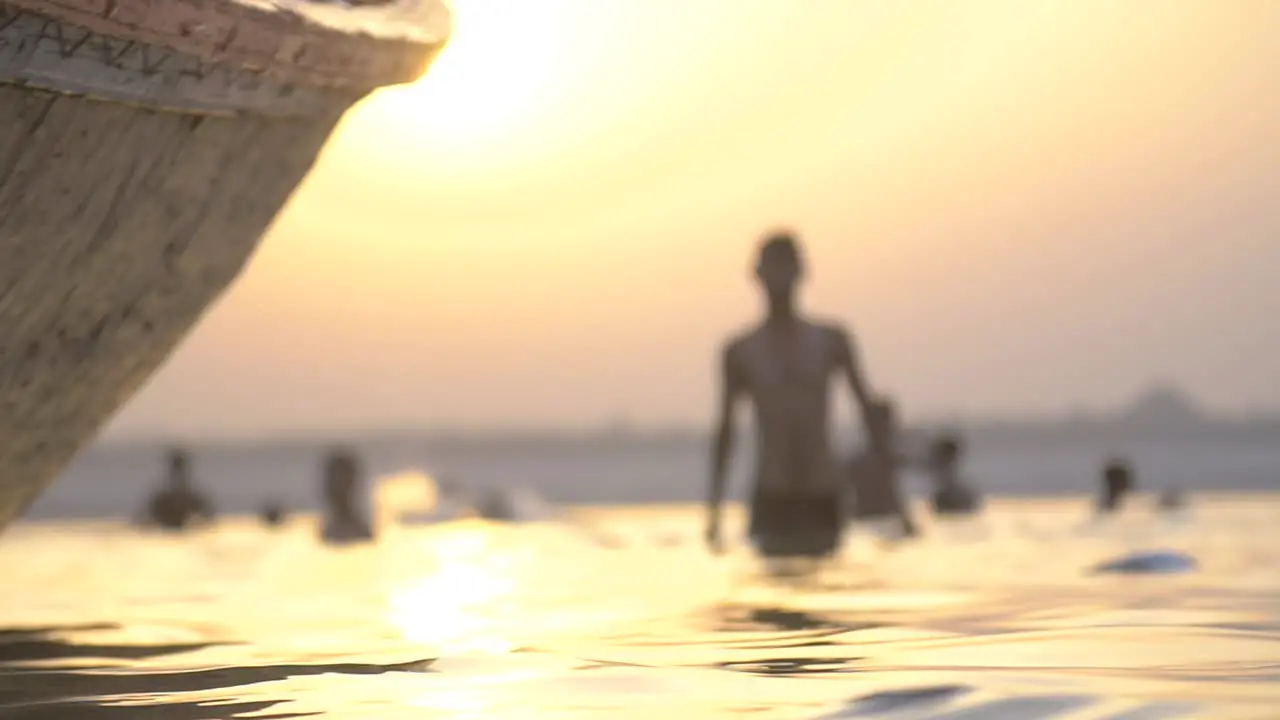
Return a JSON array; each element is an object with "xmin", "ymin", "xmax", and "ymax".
[
  {"xmin": 387, "ymin": 526, "xmax": 520, "ymax": 654},
  {"xmin": 374, "ymin": 469, "xmax": 440, "ymax": 520},
  {"xmin": 372, "ymin": 0, "xmax": 572, "ymax": 155}
]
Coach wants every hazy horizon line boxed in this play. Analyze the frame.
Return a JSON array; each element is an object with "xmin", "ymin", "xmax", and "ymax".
[{"xmin": 97, "ymin": 407, "xmax": 1280, "ymax": 448}]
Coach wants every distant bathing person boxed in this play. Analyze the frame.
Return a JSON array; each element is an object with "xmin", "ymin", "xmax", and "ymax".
[
  {"xmin": 927, "ymin": 434, "xmax": 982, "ymax": 516},
  {"xmin": 845, "ymin": 397, "xmax": 918, "ymax": 538},
  {"xmin": 141, "ymin": 448, "xmax": 214, "ymax": 531},
  {"xmin": 706, "ymin": 230, "xmax": 890, "ymax": 560},
  {"xmin": 474, "ymin": 485, "xmax": 556, "ymax": 522},
  {"xmin": 473, "ymin": 489, "xmax": 517, "ymax": 522},
  {"xmin": 260, "ymin": 501, "xmax": 287, "ymax": 528},
  {"xmin": 1098, "ymin": 458, "xmax": 1135, "ymax": 515},
  {"xmin": 320, "ymin": 447, "xmax": 374, "ymax": 545},
  {"xmin": 1157, "ymin": 487, "xmax": 1186, "ymax": 512}
]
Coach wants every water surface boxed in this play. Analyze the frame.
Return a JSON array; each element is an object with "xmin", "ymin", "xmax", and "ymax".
[{"xmin": 1, "ymin": 496, "xmax": 1277, "ymax": 718}]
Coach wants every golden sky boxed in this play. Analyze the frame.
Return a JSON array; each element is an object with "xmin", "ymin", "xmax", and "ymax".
[{"xmin": 107, "ymin": 0, "xmax": 1280, "ymax": 438}]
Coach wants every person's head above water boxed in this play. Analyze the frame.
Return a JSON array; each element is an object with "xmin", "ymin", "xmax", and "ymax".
[
  {"xmin": 755, "ymin": 230, "xmax": 804, "ymax": 311},
  {"xmin": 322, "ymin": 447, "xmax": 362, "ymax": 512},
  {"xmin": 930, "ymin": 434, "xmax": 964, "ymax": 470},
  {"xmin": 1157, "ymin": 487, "xmax": 1186, "ymax": 511},
  {"xmin": 1103, "ymin": 459, "xmax": 1133, "ymax": 490},
  {"xmin": 1099, "ymin": 458, "xmax": 1135, "ymax": 512},
  {"xmin": 260, "ymin": 501, "xmax": 286, "ymax": 526}
]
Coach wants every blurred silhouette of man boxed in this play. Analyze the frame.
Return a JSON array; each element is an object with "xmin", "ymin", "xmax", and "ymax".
[
  {"xmin": 320, "ymin": 447, "xmax": 374, "ymax": 544},
  {"xmin": 142, "ymin": 448, "xmax": 214, "ymax": 531},
  {"xmin": 706, "ymin": 231, "xmax": 884, "ymax": 559}
]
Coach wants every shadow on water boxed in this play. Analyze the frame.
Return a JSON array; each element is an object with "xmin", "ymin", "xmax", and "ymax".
[
  {"xmin": 0, "ymin": 624, "xmax": 432, "ymax": 720},
  {"xmin": 818, "ymin": 691, "xmax": 1097, "ymax": 720},
  {"xmin": 730, "ymin": 607, "xmax": 853, "ymax": 633},
  {"xmin": 0, "ymin": 698, "xmax": 315, "ymax": 720},
  {"xmin": 708, "ymin": 605, "xmax": 881, "ymax": 677},
  {"xmin": 0, "ymin": 623, "xmax": 220, "ymax": 665},
  {"xmin": 819, "ymin": 685, "xmax": 972, "ymax": 718},
  {"xmin": 716, "ymin": 655, "xmax": 864, "ymax": 676}
]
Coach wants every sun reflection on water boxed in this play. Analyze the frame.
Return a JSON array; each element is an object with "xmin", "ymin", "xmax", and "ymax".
[
  {"xmin": 1, "ymin": 497, "xmax": 1277, "ymax": 717},
  {"xmin": 387, "ymin": 524, "xmax": 521, "ymax": 655}
]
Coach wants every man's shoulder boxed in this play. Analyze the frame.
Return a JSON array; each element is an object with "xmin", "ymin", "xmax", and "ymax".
[
  {"xmin": 721, "ymin": 325, "xmax": 762, "ymax": 355},
  {"xmin": 804, "ymin": 317, "xmax": 854, "ymax": 343}
]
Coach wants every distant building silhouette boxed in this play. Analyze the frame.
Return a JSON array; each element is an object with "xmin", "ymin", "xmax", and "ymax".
[{"xmin": 1118, "ymin": 383, "xmax": 1206, "ymax": 427}]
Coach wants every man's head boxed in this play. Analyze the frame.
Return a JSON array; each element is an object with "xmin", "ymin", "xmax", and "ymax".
[{"xmin": 755, "ymin": 231, "xmax": 804, "ymax": 303}]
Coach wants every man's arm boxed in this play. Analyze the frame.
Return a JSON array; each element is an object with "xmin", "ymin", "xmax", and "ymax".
[
  {"xmin": 832, "ymin": 326, "xmax": 872, "ymax": 422},
  {"xmin": 834, "ymin": 327, "xmax": 917, "ymax": 536},
  {"xmin": 707, "ymin": 342, "xmax": 744, "ymax": 552}
]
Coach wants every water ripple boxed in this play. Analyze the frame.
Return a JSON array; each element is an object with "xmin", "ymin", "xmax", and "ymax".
[{"xmin": 0, "ymin": 496, "xmax": 1276, "ymax": 718}]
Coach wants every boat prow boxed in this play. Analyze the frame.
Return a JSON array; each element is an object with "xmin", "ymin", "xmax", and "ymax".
[{"xmin": 0, "ymin": 0, "xmax": 450, "ymax": 532}]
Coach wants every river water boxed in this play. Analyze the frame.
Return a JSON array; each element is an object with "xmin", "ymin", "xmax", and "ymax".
[{"xmin": 0, "ymin": 495, "xmax": 1277, "ymax": 719}]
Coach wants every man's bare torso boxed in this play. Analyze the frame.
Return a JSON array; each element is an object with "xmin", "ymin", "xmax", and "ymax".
[{"xmin": 727, "ymin": 320, "xmax": 844, "ymax": 494}]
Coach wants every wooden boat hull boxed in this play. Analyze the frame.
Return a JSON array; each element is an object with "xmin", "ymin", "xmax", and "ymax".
[{"xmin": 0, "ymin": 0, "xmax": 448, "ymax": 530}]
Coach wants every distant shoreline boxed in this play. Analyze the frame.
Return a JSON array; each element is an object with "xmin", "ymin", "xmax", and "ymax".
[
  {"xmin": 95, "ymin": 414, "xmax": 1280, "ymax": 452},
  {"xmin": 17, "ymin": 489, "xmax": 1279, "ymax": 525}
]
